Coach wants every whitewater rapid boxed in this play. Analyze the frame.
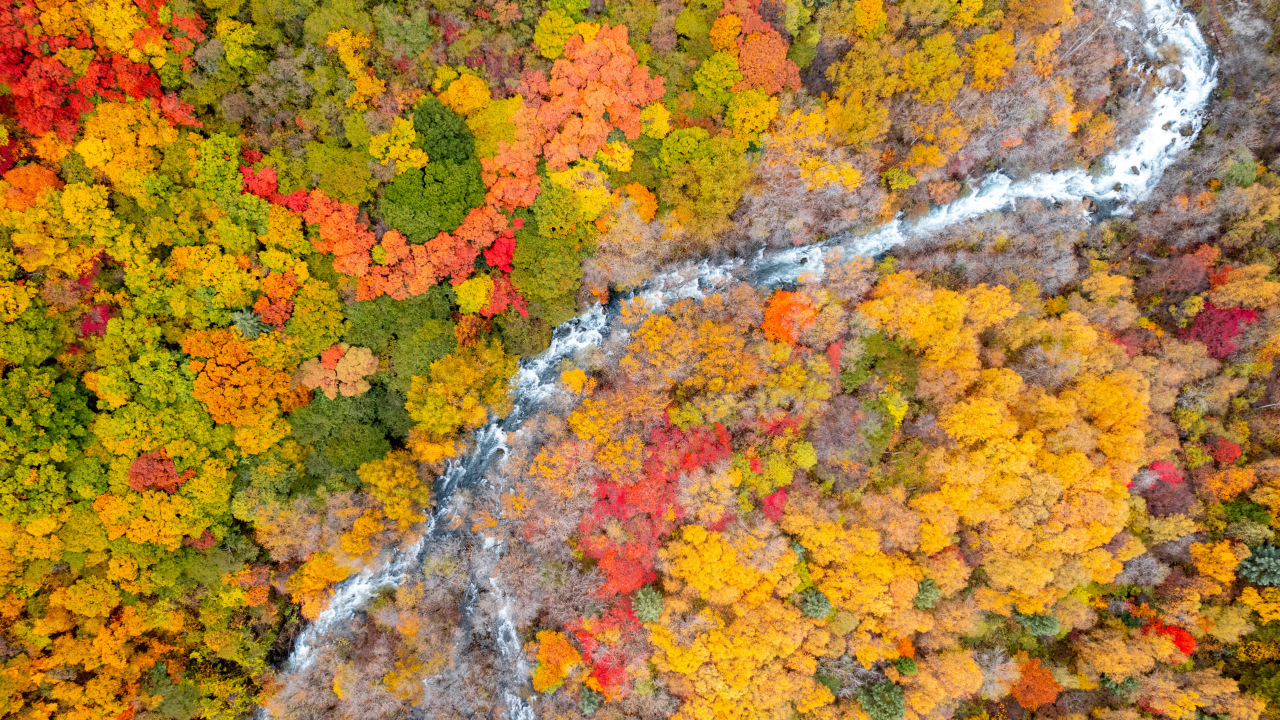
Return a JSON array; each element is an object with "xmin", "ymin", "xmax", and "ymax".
[{"xmin": 270, "ymin": 0, "xmax": 1217, "ymax": 712}]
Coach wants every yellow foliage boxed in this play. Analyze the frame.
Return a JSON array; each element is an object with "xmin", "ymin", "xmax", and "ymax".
[
  {"xmin": 649, "ymin": 554, "xmax": 839, "ymax": 719},
  {"xmin": 764, "ymin": 109, "xmax": 865, "ymax": 191},
  {"xmin": 641, "ymin": 103, "xmax": 673, "ymax": 139},
  {"xmin": 968, "ymin": 32, "xmax": 1015, "ymax": 91},
  {"xmin": 438, "ymin": 73, "xmax": 492, "ymax": 117},
  {"xmin": 547, "ymin": 161, "xmax": 613, "ymax": 221},
  {"xmin": 709, "ymin": 15, "xmax": 743, "ymax": 53},
  {"xmin": 531, "ymin": 631, "xmax": 582, "ymax": 693},
  {"xmin": 359, "ymin": 450, "xmax": 432, "ymax": 529},
  {"xmin": 81, "ymin": 0, "xmax": 146, "ymax": 56},
  {"xmin": 726, "ymin": 89, "xmax": 780, "ymax": 142},
  {"xmin": 1190, "ymin": 540, "xmax": 1245, "ymax": 585},
  {"xmin": 1239, "ymin": 586, "xmax": 1280, "ymax": 624},
  {"xmin": 659, "ymin": 524, "xmax": 797, "ymax": 608},
  {"xmin": 324, "ymin": 28, "xmax": 386, "ymax": 109},
  {"xmin": 75, "ymin": 102, "xmax": 178, "ymax": 200},
  {"xmin": 560, "ymin": 368, "xmax": 595, "ymax": 395},
  {"xmin": 287, "ymin": 551, "xmax": 353, "ymax": 620},
  {"xmin": 1201, "ymin": 467, "xmax": 1259, "ymax": 502},
  {"xmin": 1209, "ymin": 264, "xmax": 1280, "ymax": 309},
  {"xmin": 368, "ymin": 118, "xmax": 430, "ymax": 173}
]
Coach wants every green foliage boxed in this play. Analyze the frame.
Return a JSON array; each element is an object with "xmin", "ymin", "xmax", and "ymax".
[
  {"xmin": 1240, "ymin": 545, "xmax": 1280, "ymax": 586},
  {"xmin": 145, "ymin": 663, "xmax": 202, "ymax": 720},
  {"xmin": 306, "ymin": 142, "xmax": 378, "ymax": 205},
  {"xmin": 412, "ymin": 95, "xmax": 476, "ymax": 162},
  {"xmin": 660, "ymin": 128, "xmax": 712, "ymax": 168},
  {"xmin": 881, "ymin": 167, "xmax": 918, "ymax": 190},
  {"xmin": 657, "ymin": 131, "xmax": 751, "ymax": 239},
  {"xmin": 289, "ymin": 393, "xmax": 395, "ymax": 485},
  {"xmin": 232, "ymin": 309, "xmax": 270, "ymax": 339},
  {"xmin": 0, "ymin": 301, "xmax": 71, "ymax": 366},
  {"xmin": 0, "ymin": 367, "xmax": 93, "ymax": 521},
  {"xmin": 692, "ymin": 52, "xmax": 742, "ymax": 106},
  {"xmin": 674, "ymin": 0, "xmax": 720, "ymax": 58},
  {"xmin": 799, "ymin": 588, "xmax": 834, "ymax": 618},
  {"xmin": 912, "ymin": 578, "xmax": 942, "ymax": 610},
  {"xmin": 1013, "ymin": 610, "xmax": 1061, "ymax": 636},
  {"xmin": 535, "ymin": 9, "xmax": 579, "ymax": 58},
  {"xmin": 287, "ymin": 279, "xmax": 349, "ymax": 358},
  {"xmin": 388, "ymin": 319, "xmax": 458, "ymax": 393},
  {"xmin": 548, "ymin": 0, "xmax": 591, "ymax": 19},
  {"xmin": 579, "ymin": 687, "xmax": 604, "ymax": 715},
  {"xmin": 379, "ymin": 159, "xmax": 486, "ymax": 242},
  {"xmin": 511, "ymin": 185, "xmax": 593, "ymax": 326},
  {"xmin": 1099, "ymin": 674, "xmax": 1140, "ymax": 698},
  {"xmin": 841, "ymin": 332, "xmax": 919, "ymax": 393},
  {"xmin": 1224, "ymin": 500, "xmax": 1273, "ymax": 527},
  {"xmin": 857, "ymin": 681, "xmax": 905, "ymax": 720},
  {"xmin": 891, "ymin": 657, "xmax": 918, "ymax": 675},
  {"xmin": 302, "ymin": 0, "xmax": 375, "ymax": 44},
  {"xmin": 1225, "ymin": 150, "xmax": 1261, "ymax": 188},
  {"xmin": 1233, "ymin": 622, "xmax": 1280, "ymax": 705},
  {"xmin": 494, "ymin": 309, "xmax": 554, "ymax": 357},
  {"xmin": 633, "ymin": 586, "xmax": 664, "ymax": 622},
  {"xmin": 232, "ymin": 450, "xmax": 302, "ymax": 520},
  {"xmin": 195, "ymin": 134, "xmax": 271, "ymax": 233},
  {"xmin": 343, "ymin": 287, "xmax": 457, "ymax": 391},
  {"xmin": 373, "ymin": 4, "xmax": 437, "ymax": 59}
]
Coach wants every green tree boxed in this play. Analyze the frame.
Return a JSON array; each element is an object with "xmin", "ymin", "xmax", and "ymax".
[
  {"xmin": 0, "ymin": 367, "xmax": 94, "ymax": 521},
  {"xmin": 379, "ymin": 159, "xmax": 486, "ymax": 243},
  {"xmin": 511, "ymin": 184, "xmax": 595, "ymax": 326}
]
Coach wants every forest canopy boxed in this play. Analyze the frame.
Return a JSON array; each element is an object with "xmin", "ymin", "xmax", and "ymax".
[{"xmin": 1, "ymin": 0, "xmax": 1280, "ymax": 717}]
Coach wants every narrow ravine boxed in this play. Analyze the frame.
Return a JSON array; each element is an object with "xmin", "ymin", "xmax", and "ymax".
[{"xmin": 269, "ymin": 0, "xmax": 1219, "ymax": 712}]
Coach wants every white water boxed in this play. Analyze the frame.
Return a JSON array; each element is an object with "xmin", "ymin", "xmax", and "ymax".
[{"xmin": 270, "ymin": 0, "xmax": 1217, "ymax": 712}]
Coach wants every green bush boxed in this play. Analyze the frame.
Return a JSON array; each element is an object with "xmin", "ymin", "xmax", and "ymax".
[
  {"xmin": 857, "ymin": 681, "xmax": 905, "ymax": 720},
  {"xmin": 1014, "ymin": 611, "xmax": 1061, "ymax": 636},
  {"xmin": 379, "ymin": 159, "xmax": 486, "ymax": 242},
  {"xmin": 412, "ymin": 95, "xmax": 475, "ymax": 162},
  {"xmin": 913, "ymin": 578, "xmax": 942, "ymax": 610},
  {"xmin": 1241, "ymin": 545, "xmax": 1280, "ymax": 586},
  {"xmin": 632, "ymin": 586, "xmax": 664, "ymax": 623},
  {"xmin": 799, "ymin": 588, "xmax": 833, "ymax": 618}
]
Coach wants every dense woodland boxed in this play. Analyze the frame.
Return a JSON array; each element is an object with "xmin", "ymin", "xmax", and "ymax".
[{"xmin": 2, "ymin": 0, "xmax": 1280, "ymax": 717}]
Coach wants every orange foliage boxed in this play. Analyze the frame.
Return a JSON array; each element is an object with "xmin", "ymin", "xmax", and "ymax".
[
  {"xmin": 287, "ymin": 551, "xmax": 354, "ymax": 620},
  {"xmin": 253, "ymin": 271, "xmax": 300, "ymax": 327},
  {"xmin": 615, "ymin": 182, "xmax": 658, "ymax": 223},
  {"xmin": 481, "ymin": 138, "xmax": 542, "ymax": 210},
  {"xmin": 1010, "ymin": 657, "xmax": 1061, "ymax": 709},
  {"xmin": 296, "ymin": 189, "xmax": 508, "ymax": 300},
  {"xmin": 517, "ymin": 24, "xmax": 665, "ymax": 170},
  {"xmin": 3, "ymin": 164, "xmax": 62, "ymax": 211},
  {"xmin": 531, "ymin": 630, "xmax": 582, "ymax": 692},
  {"xmin": 127, "ymin": 449, "xmax": 195, "ymax": 494},
  {"xmin": 734, "ymin": 30, "xmax": 801, "ymax": 95},
  {"xmin": 761, "ymin": 290, "xmax": 818, "ymax": 344},
  {"xmin": 299, "ymin": 189, "xmax": 377, "ymax": 278},
  {"xmin": 180, "ymin": 328, "xmax": 292, "ymax": 427},
  {"xmin": 1199, "ymin": 466, "xmax": 1258, "ymax": 502}
]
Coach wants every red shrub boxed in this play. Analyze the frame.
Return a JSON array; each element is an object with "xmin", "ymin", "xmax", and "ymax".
[
  {"xmin": 1207, "ymin": 437, "xmax": 1242, "ymax": 465},
  {"xmin": 1178, "ymin": 302, "xmax": 1259, "ymax": 359},
  {"xmin": 128, "ymin": 450, "xmax": 195, "ymax": 494},
  {"xmin": 1149, "ymin": 460, "xmax": 1184, "ymax": 485},
  {"xmin": 1146, "ymin": 620, "xmax": 1196, "ymax": 655},
  {"xmin": 761, "ymin": 487, "xmax": 787, "ymax": 521},
  {"xmin": 577, "ymin": 423, "xmax": 730, "ymax": 596}
]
